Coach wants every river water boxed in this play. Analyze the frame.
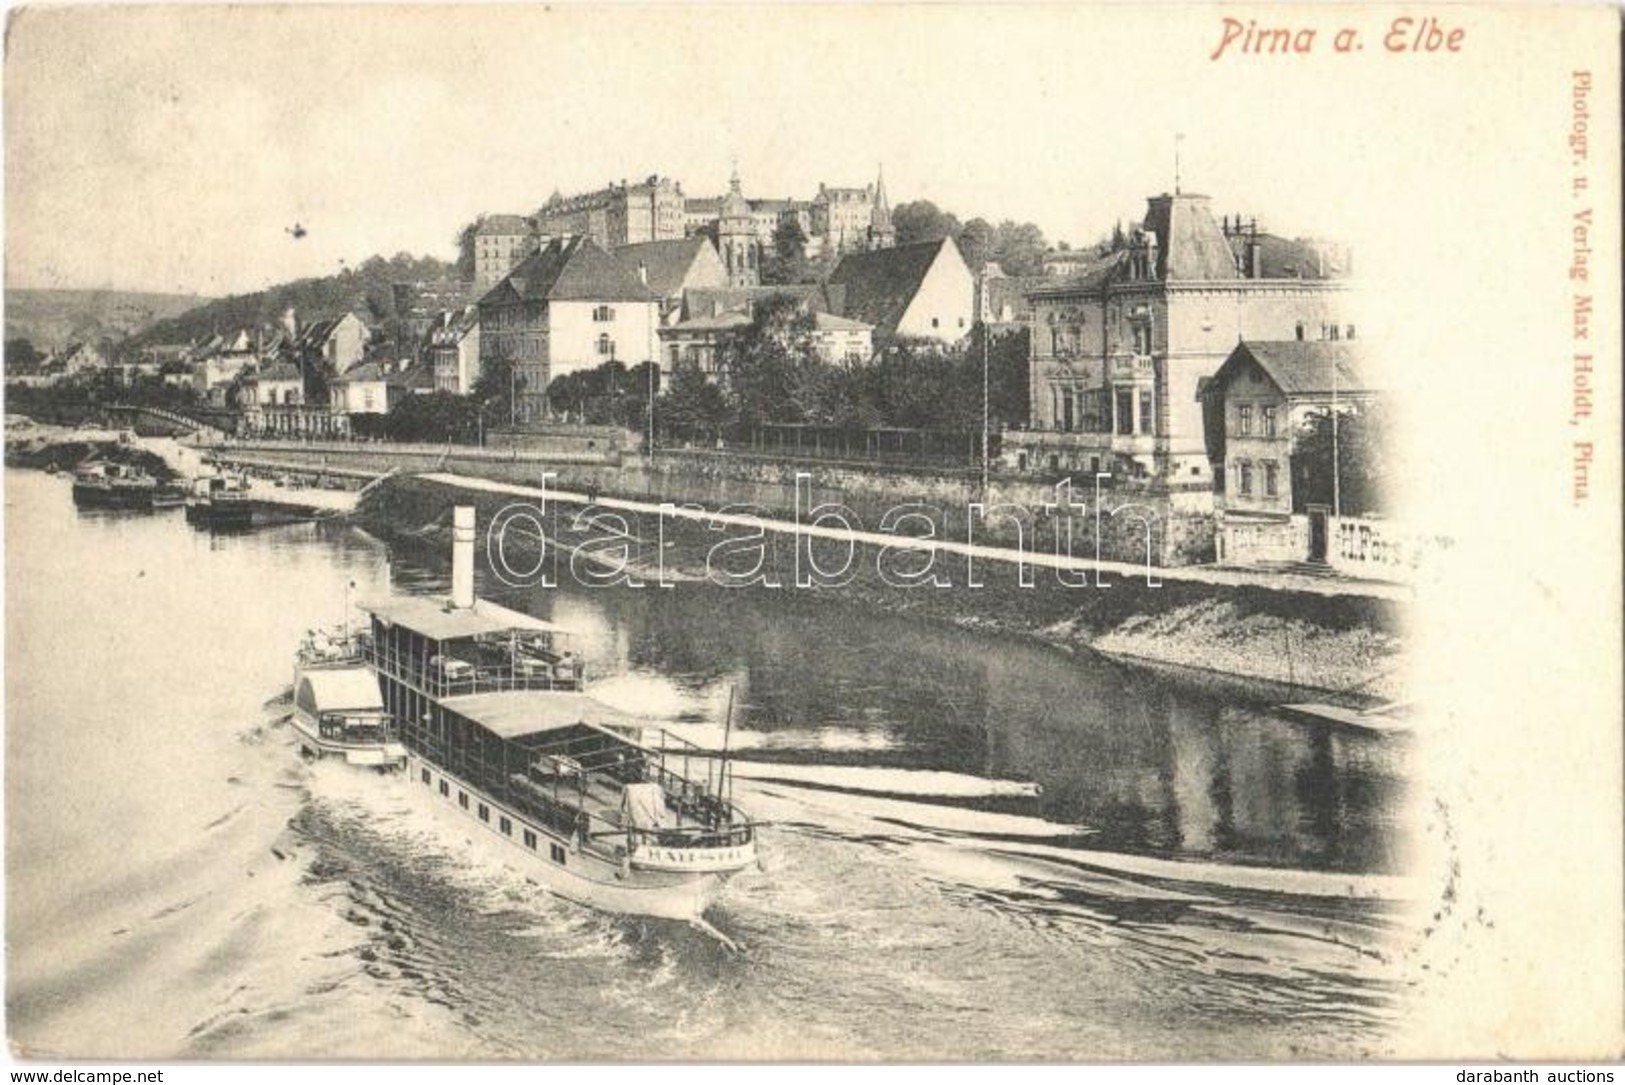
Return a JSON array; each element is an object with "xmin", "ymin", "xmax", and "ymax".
[{"xmin": 5, "ymin": 469, "xmax": 1418, "ymax": 1060}]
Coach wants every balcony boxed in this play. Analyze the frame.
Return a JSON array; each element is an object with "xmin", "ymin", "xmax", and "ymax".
[{"xmin": 1108, "ymin": 353, "xmax": 1154, "ymax": 381}]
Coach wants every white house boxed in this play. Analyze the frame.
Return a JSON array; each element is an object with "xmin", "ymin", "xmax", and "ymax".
[{"xmin": 826, "ymin": 236, "xmax": 975, "ymax": 344}]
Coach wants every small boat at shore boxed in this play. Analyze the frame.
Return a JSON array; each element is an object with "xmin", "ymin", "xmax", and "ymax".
[
  {"xmin": 185, "ymin": 472, "xmax": 253, "ymax": 528},
  {"xmin": 71, "ymin": 460, "xmax": 159, "ymax": 509}
]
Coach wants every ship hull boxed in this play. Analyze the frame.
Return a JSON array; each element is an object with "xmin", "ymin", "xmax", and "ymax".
[
  {"xmin": 408, "ymin": 754, "xmax": 734, "ymax": 922},
  {"xmin": 185, "ymin": 500, "xmax": 254, "ymax": 528},
  {"xmin": 72, "ymin": 482, "xmax": 154, "ymax": 509}
]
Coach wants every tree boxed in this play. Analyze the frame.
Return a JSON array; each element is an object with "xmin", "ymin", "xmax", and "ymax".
[
  {"xmin": 892, "ymin": 200, "xmax": 962, "ymax": 247},
  {"xmin": 383, "ymin": 391, "xmax": 479, "ymax": 444},
  {"xmin": 1291, "ymin": 401, "xmax": 1395, "ymax": 516},
  {"xmin": 722, "ymin": 296, "xmax": 820, "ymax": 425},
  {"xmin": 659, "ymin": 358, "xmax": 730, "ymax": 440},
  {"xmin": 471, "ymin": 346, "xmax": 524, "ymax": 427},
  {"xmin": 762, "ymin": 217, "xmax": 812, "ymax": 284},
  {"xmin": 964, "ymin": 324, "xmax": 1031, "ymax": 429},
  {"xmin": 5, "ymin": 338, "xmax": 43, "ymax": 371},
  {"xmin": 455, "ymin": 220, "xmax": 479, "ymax": 283},
  {"xmin": 991, "ymin": 220, "xmax": 1048, "ymax": 277},
  {"xmin": 957, "ymin": 218, "xmax": 997, "ymax": 271}
]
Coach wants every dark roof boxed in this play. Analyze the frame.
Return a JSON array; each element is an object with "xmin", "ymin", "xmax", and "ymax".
[
  {"xmin": 681, "ymin": 283, "xmax": 830, "ymax": 321},
  {"xmin": 613, "ymin": 237, "xmax": 718, "ymax": 298},
  {"xmin": 825, "ymin": 238, "xmax": 953, "ymax": 338},
  {"xmin": 480, "ymin": 237, "xmax": 658, "ymax": 306},
  {"xmin": 1207, "ymin": 340, "xmax": 1377, "ymax": 399},
  {"xmin": 1226, "ymin": 232, "xmax": 1349, "ymax": 280},
  {"xmin": 251, "ymin": 362, "xmax": 303, "ymax": 382},
  {"xmin": 1144, "ymin": 193, "xmax": 1242, "ymax": 281},
  {"xmin": 336, "ymin": 361, "xmax": 390, "ymax": 383},
  {"xmin": 475, "ymin": 214, "xmax": 535, "ymax": 237}
]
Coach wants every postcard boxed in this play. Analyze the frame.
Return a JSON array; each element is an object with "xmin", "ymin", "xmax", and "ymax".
[{"xmin": 3, "ymin": 2, "xmax": 1620, "ymax": 1065}]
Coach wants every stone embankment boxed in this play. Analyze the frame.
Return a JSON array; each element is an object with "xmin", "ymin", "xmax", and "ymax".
[{"xmin": 355, "ymin": 472, "xmax": 1408, "ymax": 703}]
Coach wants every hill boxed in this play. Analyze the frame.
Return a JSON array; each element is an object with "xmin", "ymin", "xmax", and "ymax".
[
  {"xmin": 5, "ymin": 288, "xmax": 208, "ymax": 351},
  {"xmin": 119, "ymin": 253, "xmax": 460, "ymax": 354}
]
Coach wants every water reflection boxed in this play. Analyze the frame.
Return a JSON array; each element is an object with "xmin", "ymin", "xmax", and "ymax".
[{"xmin": 411, "ymin": 554, "xmax": 1413, "ymax": 876}]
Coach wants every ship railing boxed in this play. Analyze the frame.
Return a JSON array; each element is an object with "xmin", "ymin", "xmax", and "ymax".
[
  {"xmin": 505, "ymin": 730, "xmax": 753, "ymax": 853},
  {"xmin": 362, "ymin": 643, "xmax": 585, "ymax": 698}
]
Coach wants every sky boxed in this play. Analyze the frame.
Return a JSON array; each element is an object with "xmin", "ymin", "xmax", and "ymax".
[{"xmin": 0, "ymin": 2, "xmax": 1535, "ymax": 298}]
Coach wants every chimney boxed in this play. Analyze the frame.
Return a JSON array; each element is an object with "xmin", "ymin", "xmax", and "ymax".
[
  {"xmin": 282, "ymin": 307, "xmax": 299, "ymax": 338},
  {"xmin": 637, "ymin": 262, "xmax": 648, "ymax": 285},
  {"xmin": 451, "ymin": 506, "xmax": 476, "ymax": 610}
]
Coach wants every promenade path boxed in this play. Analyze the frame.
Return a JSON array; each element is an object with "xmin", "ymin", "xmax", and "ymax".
[{"xmin": 415, "ymin": 470, "xmax": 1412, "ymax": 602}]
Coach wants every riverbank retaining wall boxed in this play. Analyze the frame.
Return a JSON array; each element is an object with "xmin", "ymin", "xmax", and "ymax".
[{"xmin": 212, "ymin": 440, "xmax": 1217, "ymax": 567}]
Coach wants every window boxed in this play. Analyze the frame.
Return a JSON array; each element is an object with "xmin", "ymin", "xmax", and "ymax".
[
  {"xmin": 1262, "ymin": 406, "xmax": 1277, "ymax": 438},
  {"xmin": 1116, "ymin": 389, "xmax": 1134, "ymax": 436},
  {"xmin": 593, "ymin": 305, "xmax": 615, "ymax": 322},
  {"xmin": 1346, "ymin": 325, "xmax": 1357, "ymax": 340},
  {"xmin": 1263, "ymin": 461, "xmax": 1279, "ymax": 497},
  {"xmin": 421, "ymin": 768, "xmax": 430, "ymax": 785},
  {"xmin": 499, "ymin": 816, "xmax": 512, "ymax": 836},
  {"xmin": 523, "ymin": 829, "xmax": 537, "ymax": 849},
  {"xmin": 1237, "ymin": 405, "xmax": 1253, "ymax": 436},
  {"xmin": 458, "ymin": 791, "xmax": 469, "ymax": 809},
  {"xmin": 1138, "ymin": 390, "xmax": 1153, "ymax": 435},
  {"xmin": 1295, "ymin": 322, "xmax": 1306, "ymax": 341},
  {"xmin": 597, "ymin": 334, "xmax": 614, "ymax": 356},
  {"xmin": 549, "ymin": 843, "xmax": 567, "ymax": 865},
  {"xmin": 439, "ymin": 781, "xmax": 449, "ymax": 797},
  {"xmin": 1328, "ymin": 323, "xmax": 1341, "ymax": 341},
  {"xmin": 1238, "ymin": 460, "xmax": 1254, "ymax": 496},
  {"xmin": 478, "ymin": 803, "xmax": 489, "ymax": 823},
  {"xmin": 1132, "ymin": 322, "xmax": 1152, "ymax": 354}
]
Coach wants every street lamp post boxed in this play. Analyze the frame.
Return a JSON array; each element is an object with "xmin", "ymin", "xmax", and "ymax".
[
  {"xmin": 981, "ymin": 323, "xmax": 991, "ymax": 494},
  {"xmin": 1331, "ymin": 358, "xmax": 1341, "ymax": 518}
]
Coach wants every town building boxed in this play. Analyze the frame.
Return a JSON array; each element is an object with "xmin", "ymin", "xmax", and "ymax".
[
  {"xmin": 1200, "ymin": 338, "xmax": 1415, "ymax": 580},
  {"xmin": 658, "ymin": 288, "xmax": 872, "ymax": 379},
  {"xmin": 330, "ymin": 358, "xmax": 423, "ymax": 416},
  {"xmin": 428, "ymin": 306, "xmax": 482, "ymax": 394},
  {"xmin": 534, "ymin": 176, "xmax": 686, "ymax": 250},
  {"xmin": 1006, "ymin": 190, "xmax": 1354, "ymax": 486},
  {"xmin": 975, "ymin": 262, "xmax": 1043, "ymax": 329},
  {"xmin": 241, "ymin": 362, "xmax": 305, "ymax": 407},
  {"xmin": 825, "ymin": 236, "xmax": 975, "ymax": 344},
  {"xmin": 294, "ymin": 312, "xmax": 371, "ymax": 377},
  {"xmin": 477, "ymin": 236, "xmax": 660, "ymax": 422},
  {"xmin": 811, "ymin": 183, "xmax": 874, "ymax": 254},
  {"xmin": 472, "ymin": 216, "xmax": 540, "ymax": 292},
  {"xmin": 56, "ymin": 340, "xmax": 110, "ymax": 377},
  {"xmin": 611, "ymin": 236, "xmax": 729, "ymax": 323},
  {"xmin": 716, "ymin": 168, "xmax": 760, "ymax": 288}
]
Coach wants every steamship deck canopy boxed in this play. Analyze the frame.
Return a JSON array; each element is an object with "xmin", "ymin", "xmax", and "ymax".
[
  {"xmin": 360, "ymin": 594, "xmax": 565, "ymax": 641},
  {"xmin": 440, "ymin": 690, "xmax": 648, "ymax": 739}
]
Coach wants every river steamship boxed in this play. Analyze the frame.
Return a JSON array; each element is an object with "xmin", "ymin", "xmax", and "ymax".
[{"xmin": 314, "ymin": 507, "xmax": 759, "ymax": 921}]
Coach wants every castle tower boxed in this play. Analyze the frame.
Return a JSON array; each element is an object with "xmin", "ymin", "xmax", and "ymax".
[
  {"xmin": 718, "ymin": 164, "xmax": 759, "ymax": 288},
  {"xmin": 867, "ymin": 165, "xmax": 896, "ymax": 251}
]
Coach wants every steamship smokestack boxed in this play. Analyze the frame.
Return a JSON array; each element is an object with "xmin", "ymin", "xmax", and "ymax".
[{"xmin": 451, "ymin": 506, "xmax": 476, "ymax": 610}]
